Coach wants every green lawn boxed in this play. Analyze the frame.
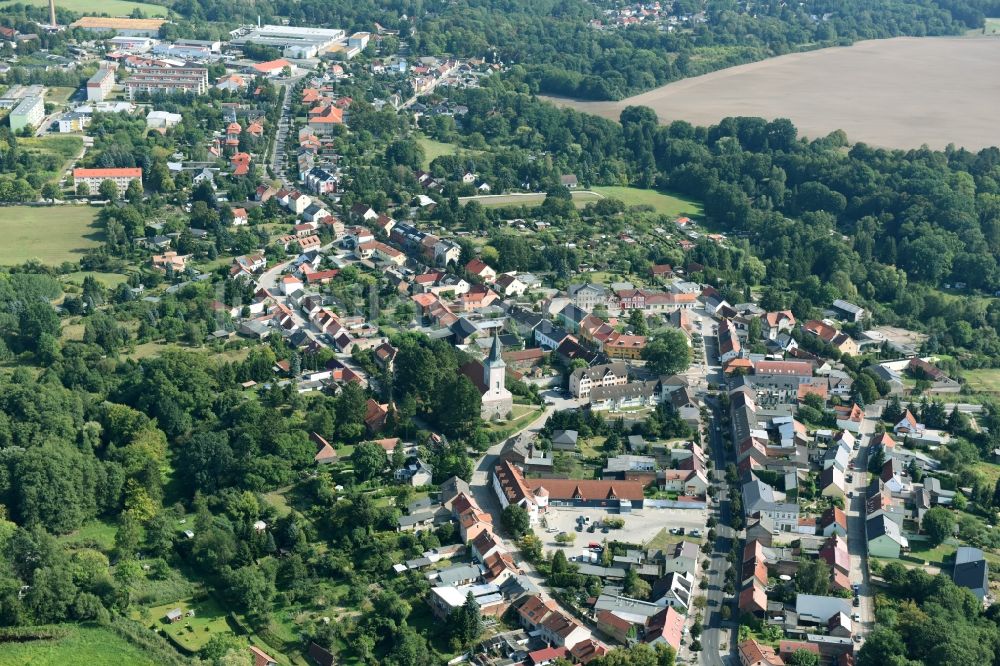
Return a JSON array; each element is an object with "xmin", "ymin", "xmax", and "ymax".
[
  {"xmin": 416, "ymin": 136, "xmax": 459, "ymax": 169},
  {"xmin": 460, "ymin": 191, "xmax": 603, "ymax": 209},
  {"xmin": 0, "ymin": 625, "xmax": 161, "ymax": 666},
  {"xmin": 61, "ymin": 271, "xmax": 129, "ymax": 288},
  {"xmin": 485, "ymin": 405, "xmax": 543, "ymax": 433},
  {"xmin": 0, "ymin": 206, "xmax": 103, "ymax": 265},
  {"xmin": 985, "ymin": 17, "xmax": 1000, "ymax": 34},
  {"xmin": 135, "ymin": 597, "xmax": 233, "ymax": 653},
  {"xmin": 0, "ymin": 0, "xmax": 168, "ymax": 15},
  {"xmin": 57, "ymin": 518, "xmax": 118, "ymax": 552},
  {"xmin": 590, "ymin": 186, "xmax": 703, "ymax": 219},
  {"xmin": 963, "ymin": 369, "xmax": 1000, "ymax": 393}
]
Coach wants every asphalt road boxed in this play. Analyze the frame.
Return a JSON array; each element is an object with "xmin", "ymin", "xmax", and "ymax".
[
  {"xmin": 698, "ymin": 399, "xmax": 735, "ymax": 666},
  {"xmin": 846, "ymin": 435, "xmax": 875, "ymax": 645}
]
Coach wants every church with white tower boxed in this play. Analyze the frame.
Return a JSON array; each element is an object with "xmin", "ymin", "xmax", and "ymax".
[{"xmin": 480, "ymin": 331, "xmax": 513, "ymax": 420}]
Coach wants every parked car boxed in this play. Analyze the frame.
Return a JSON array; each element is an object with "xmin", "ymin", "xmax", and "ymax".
[
  {"xmin": 587, "ymin": 524, "xmax": 596, "ymax": 533},
  {"xmin": 853, "ymin": 597, "xmax": 860, "ymax": 607},
  {"xmin": 853, "ymin": 584, "xmax": 861, "ymax": 595}
]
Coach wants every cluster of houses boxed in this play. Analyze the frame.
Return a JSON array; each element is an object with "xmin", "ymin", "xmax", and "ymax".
[{"xmin": 392, "ymin": 476, "xmax": 611, "ymax": 662}]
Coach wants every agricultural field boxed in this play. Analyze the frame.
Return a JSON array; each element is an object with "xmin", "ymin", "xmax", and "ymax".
[
  {"xmin": 0, "ymin": 205, "xmax": 103, "ymax": 265},
  {"xmin": 0, "ymin": 0, "xmax": 168, "ymax": 15},
  {"xmin": 0, "ymin": 625, "xmax": 161, "ymax": 666},
  {"xmin": 590, "ymin": 186, "xmax": 703, "ymax": 218},
  {"xmin": 544, "ymin": 37, "xmax": 1000, "ymax": 150}
]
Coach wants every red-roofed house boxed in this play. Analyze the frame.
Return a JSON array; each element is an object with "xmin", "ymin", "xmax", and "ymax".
[
  {"xmin": 231, "ymin": 207, "xmax": 249, "ymax": 226},
  {"xmin": 230, "ymin": 152, "xmax": 251, "ymax": 176},
  {"xmin": 645, "ymin": 606, "xmax": 684, "ymax": 651}
]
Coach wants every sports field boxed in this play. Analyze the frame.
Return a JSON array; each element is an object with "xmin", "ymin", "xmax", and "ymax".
[
  {"xmin": 0, "ymin": 626, "xmax": 160, "ymax": 666},
  {"xmin": 544, "ymin": 37, "xmax": 1000, "ymax": 150},
  {"xmin": 590, "ymin": 186, "xmax": 703, "ymax": 218},
  {"xmin": 0, "ymin": 206, "xmax": 103, "ymax": 265},
  {"xmin": 0, "ymin": 0, "xmax": 168, "ymax": 15}
]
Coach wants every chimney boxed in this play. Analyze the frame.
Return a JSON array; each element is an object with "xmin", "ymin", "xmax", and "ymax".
[{"xmin": 48, "ymin": 0, "xmax": 56, "ymax": 26}]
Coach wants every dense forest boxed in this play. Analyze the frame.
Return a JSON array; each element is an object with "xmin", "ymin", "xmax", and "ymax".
[{"xmin": 159, "ymin": 0, "xmax": 1000, "ymax": 98}]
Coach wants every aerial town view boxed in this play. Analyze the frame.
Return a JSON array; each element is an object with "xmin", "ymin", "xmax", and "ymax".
[{"xmin": 1, "ymin": 1, "xmax": 1000, "ymax": 665}]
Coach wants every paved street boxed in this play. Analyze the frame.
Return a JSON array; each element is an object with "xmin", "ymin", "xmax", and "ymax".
[
  {"xmin": 698, "ymin": 399, "xmax": 735, "ymax": 666},
  {"xmin": 846, "ymin": 428, "xmax": 875, "ymax": 646}
]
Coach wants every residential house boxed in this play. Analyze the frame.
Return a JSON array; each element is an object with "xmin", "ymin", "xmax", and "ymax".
[
  {"xmin": 569, "ymin": 362, "xmax": 629, "ymax": 399},
  {"xmin": 866, "ymin": 513, "xmax": 907, "ymax": 558},
  {"xmin": 738, "ymin": 639, "xmax": 783, "ymax": 666},
  {"xmin": 742, "ymin": 479, "xmax": 799, "ymax": 532},
  {"xmin": 804, "ymin": 320, "xmax": 860, "ymax": 356},
  {"xmin": 953, "ymin": 546, "xmax": 989, "ymax": 601}
]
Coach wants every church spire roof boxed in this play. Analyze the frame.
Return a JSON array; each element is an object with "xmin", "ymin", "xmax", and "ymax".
[{"xmin": 487, "ymin": 329, "xmax": 503, "ymax": 365}]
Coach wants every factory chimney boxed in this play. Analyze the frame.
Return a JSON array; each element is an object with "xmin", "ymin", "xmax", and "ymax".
[{"xmin": 48, "ymin": 0, "xmax": 56, "ymax": 27}]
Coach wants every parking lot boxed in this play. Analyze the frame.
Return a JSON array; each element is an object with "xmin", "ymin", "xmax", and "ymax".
[{"xmin": 535, "ymin": 505, "xmax": 709, "ymax": 557}]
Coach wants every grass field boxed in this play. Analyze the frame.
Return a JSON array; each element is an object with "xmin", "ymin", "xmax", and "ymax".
[
  {"xmin": 963, "ymin": 369, "xmax": 1000, "ymax": 393},
  {"xmin": 16, "ymin": 135, "xmax": 83, "ymax": 184},
  {"xmin": 416, "ymin": 136, "xmax": 459, "ymax": 169},
  {"xmin": 57, "ymin": 518, "xmax": 117, "ymax": 552},
  {"xmin": 136, "ymin": 597, "xmax": 233, "ymax": 653},
  {"xmin": 985, "ymin": 18, "xmax": 1000, "ymax": 34},
  {"xmin": 0, "ymin": 0, "xmax": 168, "ymax": 15},
  {"xmin": 0, "ymin": 625, "xmax": 161, "ymax": 666},
  {"xmin": 590, "ymin": 186, "xmax": 703, "ymax": 219},
  {"xmin": 973, "ymin": 461, "xmax": 1000, "ymax": 486},
  {"xmin": 459, "ymin": 191, "xmax": 603, "ymax": 209},
  {"xmin": 0, "ymin": 206, "xmax": 102, "ymax": 265},
  {"xmin": 61, "ymin": 271, "xmax": 129, "ymax": 288},
  {"xmin": 45, "ymin": 87, "xmax": 77, "ymax": 108}
]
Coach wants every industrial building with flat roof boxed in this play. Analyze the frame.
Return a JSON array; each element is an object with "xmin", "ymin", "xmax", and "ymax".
[
  {"xmin": 70, "ymin": 17, "xmax": 167, "ymax": 37},
  {"xmin": 230, "ymin": 25, "xmax": 345, "ymax": 59},
  {"xmin": 124, "ymin": 64, "xmax": 209, "ymax": 99}
]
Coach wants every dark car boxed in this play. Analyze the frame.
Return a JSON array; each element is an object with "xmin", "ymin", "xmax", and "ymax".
[{"xmin": 853, "ymin": 596, "xmax": 860, "ymax": 607}]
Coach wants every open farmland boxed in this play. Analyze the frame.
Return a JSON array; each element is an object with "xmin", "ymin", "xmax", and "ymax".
[
  {"xmin": 0, "ymin": 206, "xmax": 103, "ymax": 265},
  {"xmin": 544, "ymin": 37, "xmax": 1000, "ymax": 150},
  {"xmin": 0, "ymin": 0, "xmax": 168, "ymax": 15}
]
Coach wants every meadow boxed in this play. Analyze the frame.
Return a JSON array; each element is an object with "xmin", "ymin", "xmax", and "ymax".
[
  {"xmin": 0, "ymin": 625, "xmax": 161, "ymax": 666},
  {"xmin": 591, "ymin": 185, "xmax": 703, "ymax": 218},
  {"xmin": 544, "ymin": 37, "xmax": 1000, "ymax": 150},
  {"xmin": 0, "ymin": 0, "xmax": 168, "ymax": 16},
  {"xmin": 0, "ymin": 205, "xmax": 103, "ymax": 265}
]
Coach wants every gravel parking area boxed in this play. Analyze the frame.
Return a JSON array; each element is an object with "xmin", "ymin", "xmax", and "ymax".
[{"xmin": 535, "ymin": 505, "xmax": 709, "ymax": 557}]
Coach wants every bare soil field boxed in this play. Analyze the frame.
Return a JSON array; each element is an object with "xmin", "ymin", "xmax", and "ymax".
[{"xmin": 543, "ymin": 37, "xmax": 1000, "ymax": 150}]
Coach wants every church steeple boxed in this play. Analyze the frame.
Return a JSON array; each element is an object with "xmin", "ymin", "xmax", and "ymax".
[{"xmin": 487, "ymin": 328, "xmax": 503, "ymax": 367}]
